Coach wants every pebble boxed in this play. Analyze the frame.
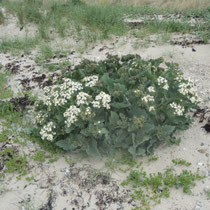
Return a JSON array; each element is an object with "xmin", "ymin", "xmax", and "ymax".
[
  {"xmin": 198, "ymin": 162, "xmax": 204, "ymax": 166},
  {"xmin": 195, "ymin": 200, "xmax": 203, "ymax": 210},
  {"xmin": 64, "ymin": 169, "xmax": 71, "ymax": 177},
  {"xmin": 117, "ymin": 203, "xmax": 123, "ymax": 210},
  {"xmin": 204, "ymin": 186, "xmax": 210, "ymax": 193}
]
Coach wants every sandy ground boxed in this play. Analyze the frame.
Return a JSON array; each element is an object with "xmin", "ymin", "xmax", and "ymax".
[{"xmin": 0, "ymin": 16, "xmax": 210, "ymax": 210}]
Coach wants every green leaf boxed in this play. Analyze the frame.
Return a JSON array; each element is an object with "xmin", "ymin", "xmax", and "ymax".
[
  {"xmin": 136, "ymin": 147, "xmax": 146, "ymax": 156},
  {"xmin": 65, "ymin": 126, "xmax": 73, "ymax": 134},
  {"xmin": 86, "ymin": 139, "xmax": 101, "ymax": 158},
  {"xmin": 101, "ymin": 73, "xmax": 114, "ymax": 87},
  {"xmin": 128, "ymin": 146, "xmax": 137, "ymax": 159},
  {"xmin": 109, "ymin": 111, "xmax": 119, "ymax": 125},
  {"xmin": 111, "ymin": 102, "xmax": 130, "ymax": 109},
  {"xmin": 56, "ymin": 139, "xmax": 76, "ymax": 151},
  {"xmin": 56, "ymin": 114, "xmax": 64, "ymax": 123}
]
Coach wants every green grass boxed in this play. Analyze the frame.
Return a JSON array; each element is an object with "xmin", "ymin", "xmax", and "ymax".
[
  {"xmin": 1, "ymin": 0, "xmax": 209, "ymax": 44},
  {"xmin": 0, "ymin": 38, "xmax": 39, "ymax": 55},
  {"xmin": 0, "ymin": 72, "xmax": 13, "ymax": 99},
  {"xmin": 0, "ymin": 147, "xmax": 28, "ymax": 177},
  {"xmin": 0, "ymin": 9, "xmax": 4, "ymax": 24}
]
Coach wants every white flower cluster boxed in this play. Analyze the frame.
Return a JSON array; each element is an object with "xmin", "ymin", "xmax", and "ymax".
[
  {"xmin": 157, "ymin": 76, "xmax": 169, "ymax": 90},
  {"xmin": 43, "ymin": 78, "xmax": 83, "ymax": 107},
  {"xmin": 175, "ymin": 73, "xmax": 184, "ymax": 82},
  {"xmin": 170, "ymin": 102, "xmax": 185, "ymax": 116},
  {"xmin": 178, "ymin": 82, "xmax": 194, "ymax": 96},
  {"xmin": 39, "ymin": 75, "xmax": 112, "ymax": 130},
  {"xmin": 149, "ymin": 106, "xmax": 155, "ymax": 111},
  {"xmin": 177, "ymin": 78, "xmax": 200, "ymax": 104},
  {"xmin": 82, "ymin": 75, "xmax": 99, "ymax": 87},
  {"xmin": 34, "ymin": 112, "xmax": 47, "ymax": 124},
  {"xmin": 64, "ymin": 105, "xmax": 81, "ymax": 127},
  {"xmin": 142, "ymin": 95, "xmax": 154, "ymax": 103},
  {"xmin": 85, "ymin": 107, "xmax": 92, "ymax": 116},
  {"xmin": 40, "ymin": 122, "xmax": 56, "ymax": 141},
  {"xmin": 148, "ymin": 86, "xmax": 155, "ymax": 93},
  {"xmin": 76, "ymin": 92, "xmax": 91, "ymax": 106},
  {"xmin": 92, "ymin": 91, "xmax": 111, "ymax": 109}
]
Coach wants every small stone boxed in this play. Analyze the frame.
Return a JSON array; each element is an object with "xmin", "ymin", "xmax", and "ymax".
[
  {"xmin": 198, "ymin": 162, "xmax": 204, "ymax": 166},
  {"xmin": 200, "ymin": 143, "xmax": 204, "ymax": 146},
  {"xmin": 195, "ymin": 200, "xmax": 203, "ymax": 209},
  {"xmin": 64, "ymin": 169, "xmax": 71, "ymax": 177},
  {"xmin": 204, "ymin": 186, "xmax": 210, "ymax": 193},
  {"xmin": 198, "ymin": 149, "xmax": 207, "ymax": 154},
  {"xmin": 117, "ymin": 203, "xmax": 123, "ymax": 210}
]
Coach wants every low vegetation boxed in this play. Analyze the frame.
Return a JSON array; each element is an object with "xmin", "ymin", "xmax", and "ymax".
[
  {"xmin": 32, "ymin": 54, "xmax": 200, "ymax": 158},
  {"xmin": 0, "ymin": 0, "xmax": 209, "ymax": 54},
  {"xmin": 122, "ymin": 166, "xmax": 204, "ymax": 209}
]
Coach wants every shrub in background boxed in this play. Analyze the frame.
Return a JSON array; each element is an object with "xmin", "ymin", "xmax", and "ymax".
[{"xmin": 33, "ymin": 55, "xmax": 200, "ymax": 158}]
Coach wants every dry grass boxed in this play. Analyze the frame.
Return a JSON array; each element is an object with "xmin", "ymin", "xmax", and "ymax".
[{"xmin": 85, "ymin": 0, "xmax": 210, "ymax": 9}]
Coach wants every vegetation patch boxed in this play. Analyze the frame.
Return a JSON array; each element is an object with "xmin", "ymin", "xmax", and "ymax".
[
  {"xmin": 172, "ymin": 158, "xmax": 192, "ymax": 166},
  {"xmin": 122, "ymin": 166, "xmax": 204, "ymax": 209},
  {"xmin": 0, "ymin": 147, "xmax": 28, "ymax": 178},
  {"xmin": 0, "ymin": 72, "xmax": 13, "ymax": 99},
  {"xmin": 31, "ymin": 54, "xmax": 200, "ymax": 158}
]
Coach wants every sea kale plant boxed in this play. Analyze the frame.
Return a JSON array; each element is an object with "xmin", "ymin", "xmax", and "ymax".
[{"xmin": 33, "ymin": 55, "xmax": 200, "ymax": 158}]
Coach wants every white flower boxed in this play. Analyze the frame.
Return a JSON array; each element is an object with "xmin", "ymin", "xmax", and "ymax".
[
  {"xmin": 34, "ymin": 112, "xmax": 48, "ymax": 124},
  {"xmin": 157, "ymin": 76, "xmax": 169, "ymax": 90},
  {"xmin": 40, "ymin": 122, "xmax": 56, "ymax": 141},
  {"xmin": 84, "ymin": 107, "xmax": 92, "ymax": 116},
  {"xmin": 92, "ymin": 100, "xmax": 101, "ymax": 108},
  {"xmin": 149, "ymin": 106, "xmax": 155, "ymax": 111},
  {"xmin": 157, "ymin": 76, "xmax": 167, "ymax": 85},
  {"xmin": 82, "ymin": 75, "xmax": 99, "ymax": 87},
  {"xmin": 170, "ymin": 102, "xmax": 184, "ymax": 116},
  {"xmin": 148, "ymin": 86, "xmax": 155, "ymax": 93},
  {"xmin": 142, "ymin": 95, "xmax": 154, "ymax": 103},
  {"xmin": 163, "ymin": 83, "xmax": 169, "ymax": 90},
  {"xmin": 93, "ymin": 91, "xmax": 111, "ymax": 109},
  {"xmin": 76, "ymin": 92, "xmax": 91, "ymax": 106},
  {"xmin": 64, "ymin": 105, "xmax": 81, "ymax": 127}
]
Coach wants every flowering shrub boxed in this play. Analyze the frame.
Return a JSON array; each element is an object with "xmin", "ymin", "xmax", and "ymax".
[{"xmin": 33, "ymin": 55, "xmax": 200, "ymax": 158}]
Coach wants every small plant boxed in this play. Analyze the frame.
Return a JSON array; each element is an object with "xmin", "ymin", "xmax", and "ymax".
[
  {"xmin": 122, "ymin": 167, "xmax": 204, "ymax": 209},
  {"xmin": 0, "ymin": 72, "xmax": 13, "ymax": 99},
  {"xmin": 32, "ymin": 55, "xmax": 200, "ymax": 158},
  {"xmin": 0, "ymin": 10, "xmax": 4, "ymax": 25},
  {"xmin": 0, "ymin": 147, "xmax": 28, "ymax": 177},
  {"xmin": 148, "ymin": 156, "xmax": 158, "ymax": 162},
  {"xmin": 172, "ymin": 158, "xmax": 191, "ymax": 166}
]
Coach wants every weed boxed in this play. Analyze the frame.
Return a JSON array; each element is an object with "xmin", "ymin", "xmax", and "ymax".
[
  {"xmin": 148, "ymin": 156, "xmax": 158, "ymax": 162},
  {"xmin": 32, "ymin": 150, "xmax": 47, "ymax": 162},
  {"xmin": 0, "ymin": 38, "xmax": 39, "ymax": 55},
  {"xmin": 122, "ymin": 167, "xmax": 204, "ymax": 209},
  {"xmin": 0, "ymin": 9, "xmax": 4, "ymax": 24},
  {"xmin": 0, "ymin": 129, "xmax": 9, "ymax": 142},
  {"xmin": 25, "ymin": 176, "xmax": 34, "ymax": 182},
  {"xmin": 0, "ymin": 147, "xmax": 28, "ymax": 176},
  {"xmin": 172, "ymin": 158, "xmax": 191, "ymax": 166},
  {"xmin": 0, "ymin": 72, "xmax": 13, "ymax": 99}
]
